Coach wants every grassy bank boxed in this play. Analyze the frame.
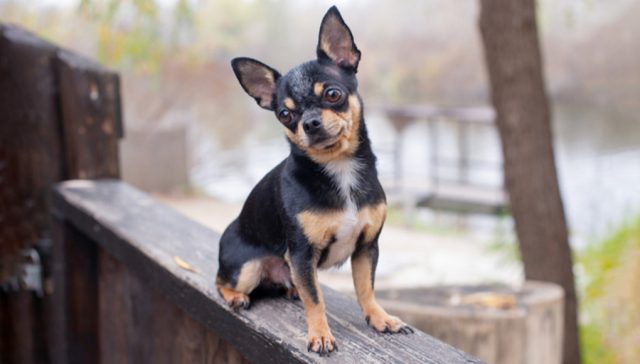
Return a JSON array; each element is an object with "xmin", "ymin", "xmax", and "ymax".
[{"xmin": 579, "ymin": 216, "xmax": 640, "ymax": 364}]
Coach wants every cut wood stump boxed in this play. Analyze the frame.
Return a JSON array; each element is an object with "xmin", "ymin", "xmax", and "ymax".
[{"xmin": 377, "ymin": 281, "xmax": 563, "ymax": 364}]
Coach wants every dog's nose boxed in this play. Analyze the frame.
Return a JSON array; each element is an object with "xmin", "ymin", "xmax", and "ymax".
[{"xmin": 303, "ymin": 119, "xmax": 322, "ymax": 135}]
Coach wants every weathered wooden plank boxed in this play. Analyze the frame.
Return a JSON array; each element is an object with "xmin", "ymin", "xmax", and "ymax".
[
  {"xmin": 98, "ymin": 251, "xmax": 249, "ymax": 364},
  {"xmin": 52, "ymin": 179, "xmax": 484, "ymax": 364}
]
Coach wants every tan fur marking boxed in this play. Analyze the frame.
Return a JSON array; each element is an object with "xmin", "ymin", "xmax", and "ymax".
[
  {"xmin": 351, "ymin": 253, "xmax": 390, "ymax": 324},
  {"xmin": 285, "ymin": 95, "xmax": 362, "ymax": 164},
  {"xmin": 234, "ymin": 259, "xmax": 262, "ymax": 293},
  {"xmin": 297, "ymin": 202, "xmax": 385, "ymax": 263},
  {"xmin": 320, "ymin": 109, "xmax": 344, "ymax": 135},
  {"xmin": 351, "ymin": 253, "xmax": 375, "ymax": 309},
  {"xmin": 297, "ymin": 210, "xmax": 344, "ymax": 249},
  {"xmin": 314, "ymin": 82, "xmax": 324, "ymax": 97},
  {"xmin": 217, "ymin": 284, "xmax": 248, "ymax": 303},
  {"xmin": 358, "ymin": 202, "xmax": 387, "ymax": 244},
  {"xmin": 296, "ymin": 276, "xmax": 327, "ymax": 331},
  {"xmin": 351, "ymin": 237, "xmax": 408, "ymax": 333},
  {"xmin": 285, "ymin": 120, "xmax": 307, "ymax": 150},
  {"xmin": 349, "ymin": 204, "xmax": 386, "ymax": 304},
  {"xmin": 284, "ymin": 97, "xmax": 296, "ymax": 110}
]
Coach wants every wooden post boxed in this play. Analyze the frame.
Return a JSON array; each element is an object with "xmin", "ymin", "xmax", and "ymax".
[
  {"xmin": 0, "ymin": 24, "xmax": 122, "ymax": 364},
  {"xmin": 52, "ymin": 48, "xmax": 122, "ymax": 364},
  {"xmin": 55, "ymin": 49, "xmax": 122, "ymax": 179},
  {"xmin": 0, "ymin": 24, "xmax": 62, "ymax": 364}
]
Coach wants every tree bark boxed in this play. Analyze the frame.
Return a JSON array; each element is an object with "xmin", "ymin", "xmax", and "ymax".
[{"xmin": 478, "ymin": 1, "xmax": 581, "ymax": 364}]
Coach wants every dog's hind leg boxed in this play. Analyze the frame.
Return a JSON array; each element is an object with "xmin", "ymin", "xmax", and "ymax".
[{"xmin": 216, "ymin": 259, "xmax": 262, "ymax": 310}]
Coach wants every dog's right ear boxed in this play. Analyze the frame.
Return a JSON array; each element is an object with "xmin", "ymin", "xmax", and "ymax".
[
  {"xmin": 231, "ymin": 57, "xmax": 281, "ymax": 110},
  {"xmin": 317, "ymin": 6, "xmax": 361, "ymax": 72}
]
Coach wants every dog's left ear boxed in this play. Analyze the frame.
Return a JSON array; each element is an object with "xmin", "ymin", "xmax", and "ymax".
[
  {"xmin": 231, "ymin": 57, "xmax": 281, "ymax": 110},
  {"xmin": 317, "ymin": 6, "xmax": 361, "ymax": 72}
]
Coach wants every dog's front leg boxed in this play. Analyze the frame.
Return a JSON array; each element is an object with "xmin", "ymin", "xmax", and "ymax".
[
  {"xmin": 287, "ymin": 244, "xmax": 336, "ymax": 355},
  {"xmin": 351, "ymin": 238, "xmax": 414, "ymax": 334}
]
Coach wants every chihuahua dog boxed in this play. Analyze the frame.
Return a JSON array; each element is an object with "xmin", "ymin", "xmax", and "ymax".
[{"xmin": 216, "ymin": 6, "xmax": 413, "ymax": 355}]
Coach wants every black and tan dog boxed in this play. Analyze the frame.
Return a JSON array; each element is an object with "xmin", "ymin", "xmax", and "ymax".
[{"xmin": 216, "ymin": 6, "xmax": 413, "ymax": 355}]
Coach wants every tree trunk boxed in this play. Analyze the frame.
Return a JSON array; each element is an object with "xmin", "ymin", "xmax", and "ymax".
[{"xmin": 478, "ymin": 1, "xmax": 581, "ymax": 364}]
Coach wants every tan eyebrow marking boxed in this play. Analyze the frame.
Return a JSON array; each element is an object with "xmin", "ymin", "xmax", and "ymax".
[
  {"xmin": 314, "ymin": 82, "xmax": 324, "ymax": 97},
  {"xmin": 284, "ymin": 97, "xmax": 296, "ymax": 110}
]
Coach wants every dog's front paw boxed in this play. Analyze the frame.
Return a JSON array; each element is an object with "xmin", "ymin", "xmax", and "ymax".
[
  {"xmin": 366, "ymin": 310, "xmax": 414, "ymax": 335},
  {"xmin": 307, "ymin": 329, "xmax": 337, "ymax": 356},
  {"xmin": 227, "ymin": 293, "xmax": 250, "ymax": 311}
]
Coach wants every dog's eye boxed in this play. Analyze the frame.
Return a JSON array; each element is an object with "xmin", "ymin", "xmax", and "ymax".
[
  {"xmin": 323, "ymin": 88, "xmax": 343, "ymax": 104},
  {"xmin": 278, "ymin": 109, "xmax": 292, "ymax": 123}
]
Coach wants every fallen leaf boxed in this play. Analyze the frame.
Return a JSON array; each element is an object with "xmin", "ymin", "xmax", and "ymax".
[{"xmin": 174, "ymin": 256, "xmax": 198, "ymax": 273}]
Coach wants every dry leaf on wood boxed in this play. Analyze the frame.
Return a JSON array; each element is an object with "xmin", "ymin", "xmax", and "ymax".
[{"xmin": 174, "ymin": 256, "xmax": 198, "ymax": 273}]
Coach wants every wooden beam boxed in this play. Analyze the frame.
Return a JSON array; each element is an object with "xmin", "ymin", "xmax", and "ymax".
[{"xmin": 52, "ymin": 179, "xmax": 484, "ymax": 364}]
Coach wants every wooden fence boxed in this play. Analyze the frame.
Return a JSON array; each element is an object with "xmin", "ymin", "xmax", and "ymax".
[{"xmin": 0, "ymin": 24, "xmax": 483, "ymax": 363}]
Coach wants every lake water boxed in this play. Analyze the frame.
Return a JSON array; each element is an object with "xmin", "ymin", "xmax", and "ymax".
[{"xmin": 190, "ymin": 104, "xmax": 640, "ymax": 248}]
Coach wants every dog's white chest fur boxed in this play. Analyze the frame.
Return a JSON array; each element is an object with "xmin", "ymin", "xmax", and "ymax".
[
  {"xmin": 319, "ymin": 203, "xmax": 363, "ymax": 268},
  {"xmin": 319, "ymin": 159, "xmax": 363, "ymax": 268}
]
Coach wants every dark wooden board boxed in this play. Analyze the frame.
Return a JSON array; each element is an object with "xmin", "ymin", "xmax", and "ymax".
[
  {"xmin": 99, "ymin": 250, "xmax": 248, "ymax": 364},
  {"xmin": 52, "ymin": 179, "xmax": 484, "ymax": 364}
]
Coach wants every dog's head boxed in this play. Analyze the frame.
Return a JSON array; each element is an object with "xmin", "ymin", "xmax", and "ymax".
[{"xmin": 232, "ymin": 6, "xmax": 362, "ymax": 164}]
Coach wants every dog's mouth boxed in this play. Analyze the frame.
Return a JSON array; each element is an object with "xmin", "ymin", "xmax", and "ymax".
[
  {"xmin": 312, "ymin": 127, "xmax": 344, "ymax": 149},
  {"xmin": 323, "ymin": 141, "xmax": 339, "ymax": 150}
]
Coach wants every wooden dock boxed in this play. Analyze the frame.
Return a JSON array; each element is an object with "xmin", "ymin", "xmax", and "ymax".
[{"xmin": 374, "ymin": 104, "xmax": 509, "ymax": 216}]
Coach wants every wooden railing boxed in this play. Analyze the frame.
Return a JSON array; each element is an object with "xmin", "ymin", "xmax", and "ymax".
[
  {"xmin": 51, "ymin": 179, "xmax": 483, "ymax": 363},
  {"xmin": 1, "ymin": 23, "xmax": 483, "ymax": 363}
]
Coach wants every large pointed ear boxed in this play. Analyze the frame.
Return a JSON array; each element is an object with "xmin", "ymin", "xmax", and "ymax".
[
  {"xmin": 231, "ymin": 57, "xmax": 281, "ymax": 110},
  {"xmin": 316, "ymin": 6, "xmax": 361, "ymax": 72}
]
